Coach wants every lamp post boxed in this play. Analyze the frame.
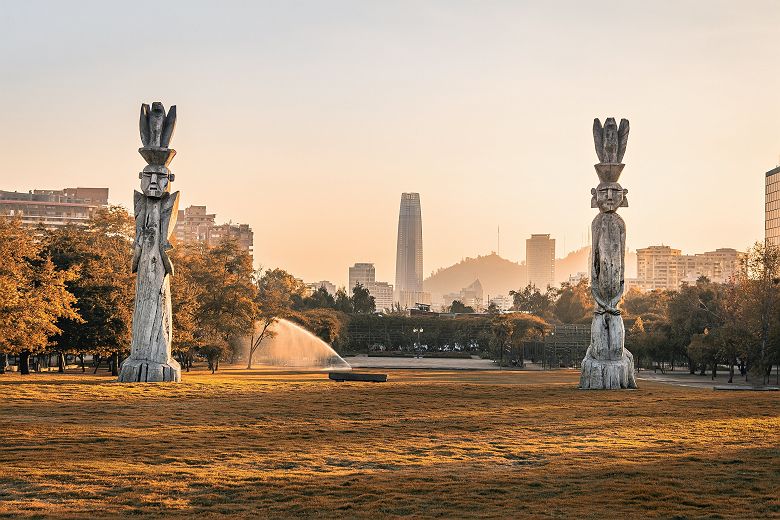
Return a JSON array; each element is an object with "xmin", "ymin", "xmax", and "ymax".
[{"xmin": 412, "ymin": 327, "xmax": 424, "ymax": 358}]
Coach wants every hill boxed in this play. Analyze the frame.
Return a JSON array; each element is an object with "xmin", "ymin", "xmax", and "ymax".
[
  {"xmin": 423, "ymin": 253, "xmax": 525, "ymax": 305},
  {"xmin": 424, "ymin": 248, "xmax": 638, "ymax": 306}
]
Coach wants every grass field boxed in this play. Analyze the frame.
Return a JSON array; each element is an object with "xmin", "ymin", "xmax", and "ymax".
[{"xmin": 0, "ymin": 368, "xmax": 778, "ymax": 519}]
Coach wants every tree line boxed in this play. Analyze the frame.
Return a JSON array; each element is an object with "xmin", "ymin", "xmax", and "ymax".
[
  {"xmin": 2, "ymin": 207, "xmax": 778, "ymax": 383},
  {"xmin": 509, "ymin": 244, "xmax": 780, "ymax": 384},
  {"xmin": 0, "ymin": 208, "xmax": 378, "ymax": 375}
]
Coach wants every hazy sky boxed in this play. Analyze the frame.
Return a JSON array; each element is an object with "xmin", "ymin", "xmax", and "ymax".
[{"xmin": 1, "ymin": 1, "xmax": 778, "ymax": 287}]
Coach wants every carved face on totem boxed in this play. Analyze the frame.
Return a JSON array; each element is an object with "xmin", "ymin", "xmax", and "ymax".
[
  {"xmin": 140, "ymin": 169, "xmax": 171, "ymax": 198},
  {"xmin": 591, "ymin": 182, "xmax": 628, "ymax": 213}
]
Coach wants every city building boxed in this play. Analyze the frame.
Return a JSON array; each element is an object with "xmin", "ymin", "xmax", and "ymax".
[
  {"xmin": 208, "ymin": 223, "xmax": 254, "ymax": 253},
  {"xmin": 348, "ymin": 262, "xmax": 394, "ymax": 311},
  {"xmin": 0, "ymin": 187, "xmax": 109, "ymax": 227},
  {"xmin": 635, "ymin": 245, "xmax": 745, "ymax": 291},
  {"xmin": 635, "ymin": 246, "xmax": 683, "ymax": 291},
  {"xmin": 368, "ymin": 281, "xmax": 394, "ymax": 312},
  {"xmin": 398, "ymin": 290, "xmax": 431, "ymax": 310},
  {"xmin": 349, "ymin": 263, "xmax": 376, "ymax": 290},
  {"xmin": 174, "ymin": 204, "xmax": 253, "ymax": 255},
  {"xmin": 442, "ymin": 279, "xmax": 484, "ymax": 310},
  {"xmin": 766, "ymin": 165, "xmax": 780, "ymax": 246},
  {"xmin": 489, "ymin": 294, "xmax": 514, "ymax": 312},
  {"xmin": 526, "ymin": 234, "xmax": 555, "ymax": 289},
  {"xmin": 174, "ymin": 205, "xmax": 215, "ymax": 244},
  {"xmin": 306, "ymin": 280, "xmax": 337, "ymax": 296},
  {"xmin": 395, "ymin": 192, "xmax": 423, "ymax": 306}
]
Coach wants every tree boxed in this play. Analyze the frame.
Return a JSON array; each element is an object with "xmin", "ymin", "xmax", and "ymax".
[
  {"xmin": 189, "ymin": 239, "xmax": 256, "ymax": 373},
  {"xmin": 667, "ymin": 277, "xmax": 725, "ymax": 373},
  {"xmin": 300, "ymin": 286, "xmax": 336, "ymax": 310},
  {"xmin": 687, "ymin": 331, "xmax": 719, "ymax": 379},
  {"xmin": 490, "ymin": 313, "xmax": 548, "ymax": 366},
  {"xmin": 0, "ymin": 219, "xmax": 80, "ymax": 374},
  {"xmin": 248, "ymin": 268, "xmax": 306, "ymax": 369},
  {"xmin": 334, "ymin": 288, "xmax": 353, "ymax": 313},
  {"xmin": 490, "ymin": 314, "xmax": 514, "ymax": 366},
  {"xmin": 449, "ymin": 300, "xmax": 475, "ymax": 313},
  {"xmin": 626, "ymin": 316, "xmax": 646, "ymax": 367},
  {"xmin": 510, "ymin": 284, "xmax": 554, "ymax": 318},
  {"xmin": 553, "ymin": 279, "xmax": 591, "ymax": 324},
  {"xmin": 168, "ymin": 244, "xmax": 202, "ymax": 371},
  {"xmin": 293, "ymin": 308, "xmax": 349, "ymax": 347},
  {"xmin": 351, "ymin": 283, "xmax": 376, "ymax": 314},
  {"xmin": 732, "ymin": 242, "xmax": 780, "ymax": 384},
  {"xmin": 45, "ymin": 207, "xmax": 135, "ymax": 375}
]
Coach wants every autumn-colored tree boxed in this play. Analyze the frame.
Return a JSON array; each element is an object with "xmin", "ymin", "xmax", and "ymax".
[
  {"xmin": 168, "ymin": 243, "xmax": 203, "ymax": 371},
  {"xmin": 45, "ymin": 206, "xmax": 135, "ymax": 375},
  {"xmin": 490, "ymin": 313, "xmax": 549, "ymax": 366},
  {"xmin": 0, "ymin": 219, "xmax": 80, "ymax": 374},
  {"xmin": 293, "ymin": 308, "xmax": 349, "ymax": 347},
  {"xmin": 510, "ymin": 284, "xmax": 555, "ymax": 319},
  {"xmin": 553, "ymin": 279, "xmax": 592, "ymax": 324},
  {"xmin": 248, "ymin": 268, "xmax": 306, "ymax": 368},
  {"xmin": 188, "ymin": 239, "xmax": 256, "ymax": 373}
]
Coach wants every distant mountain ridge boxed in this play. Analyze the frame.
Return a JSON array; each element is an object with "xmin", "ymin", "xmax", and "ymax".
[
  {"xmin": 423, "ymin": 247, "xmax": 638, "ymax": 306},
  {"xmin": 424, "ymin": 253, "xmax": 525, "ymax": 305}
]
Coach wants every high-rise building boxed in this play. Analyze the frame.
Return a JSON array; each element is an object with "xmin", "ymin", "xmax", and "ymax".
[
  {"xmin": 368, "ymin": 281, "xmax": 394, "ymax": 312},
  {"xmin": 306, "ymin": 280, "xmax": 337, "ymax": 296},
  {"xmin": 395, "ymin": 193, "xmax": 423, "ymax": 306},
  {"xmin": 0, "ymin": 187, "xmax": 109, "ymax": 227},
  {"xmin": 635, "ymin": 245, "xmax": 683, "ymax": 291},
  {"xmin": 526, "ymin": 234, "xmax": 556, "ymax": 289},
  {"xmin": 440, "ymin": 279, "xmax": 484, "ymax": 311},
  {"xmin": 348, "ymin": 262, "xmax": 394, "ymax": 311},
  {"xmin": 349, "ymin": 263, "xmax": 376, "ymax": 290},
  {"xmin": 766, "ymin": 165, "xmax": 780, "ymax": 246},
  {"xmin": 175, "ymin": 205, "xmax": 216, "ymax": 244},
  {"xmin": 208, "ymin": 223, "xmax": 254, "ymax": 254},
  {"xmin": 174, "ymin": 204, "xmax": 254, "ymax": 255},
  {"xmin": 635, "ymin": 245, "xmax": 745, "ymax": 291}
]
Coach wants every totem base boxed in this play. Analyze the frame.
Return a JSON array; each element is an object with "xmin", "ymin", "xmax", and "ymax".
[
  {"xmin": 117, "ymin": 358, "xmax": 181, "ymax": 383},
  {"xmin": 580, "ymin": 347, "xmax": 637, "ymax": 389}
]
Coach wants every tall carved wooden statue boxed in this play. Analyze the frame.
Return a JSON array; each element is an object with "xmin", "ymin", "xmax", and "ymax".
[
  {"xmin": 118, "ymin": 102, "xmax": 181, "ymax": 382},
  {"xmin": 580, "ymin": 117, "xmax": 637, "ymax": 389}
]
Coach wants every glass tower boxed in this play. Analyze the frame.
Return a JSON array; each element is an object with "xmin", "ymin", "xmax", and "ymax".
[
  {"xmin": 766, "ymin": 166, "xmax": 780, "ymax": 247},
  {"xmin": 395, "ymin": 193, "xmax": 423, "ymax": 300}
]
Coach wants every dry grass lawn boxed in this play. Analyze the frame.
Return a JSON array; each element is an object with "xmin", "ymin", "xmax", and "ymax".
[{"xmin": 0, "ymin": 368, "xmax": 778, "ymax": 519}]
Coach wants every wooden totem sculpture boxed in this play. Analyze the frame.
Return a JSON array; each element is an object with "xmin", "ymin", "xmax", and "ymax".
[
  {"xmin": 118, "ymin": 102, "xmax": 181, "ymax": 382},
  {"xmin": 579, "ymin": 117, "xmax": 637, "ymax": 389}
]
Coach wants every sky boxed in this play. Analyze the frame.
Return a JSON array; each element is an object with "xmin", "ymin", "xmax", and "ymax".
[{"xmin": 1, "ymin": 1, "xmax": 778, "ymax": 288}]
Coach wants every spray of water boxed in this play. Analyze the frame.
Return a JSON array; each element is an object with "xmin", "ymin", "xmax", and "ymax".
[{"xmin": 248, "ymin": 318, "xmax": 351, "ymax": 371}]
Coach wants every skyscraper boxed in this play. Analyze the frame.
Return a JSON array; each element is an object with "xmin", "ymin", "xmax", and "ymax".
[
  {"xmin": 526, "ymin": 234, "xmax": 556, "ymax": 289},
  {"xmin": 395, "ymin": 193, "xmax": 425, "ymax": 305},
  {"xmin": 349, "ymin": 263, "xmax": 376, "ymax": 290},
  {"xmin": 348, "ymin": 262, "xmax": 394, "ymax": 312},
  {"xmin": 766, "ymin": 165, "xmax": 780, "ymax": 246}
]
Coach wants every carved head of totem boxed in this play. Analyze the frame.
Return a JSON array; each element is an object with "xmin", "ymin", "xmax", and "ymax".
[{"xmin": 591, "ymin": 182, "xmax": 628, "ymax": 213}]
